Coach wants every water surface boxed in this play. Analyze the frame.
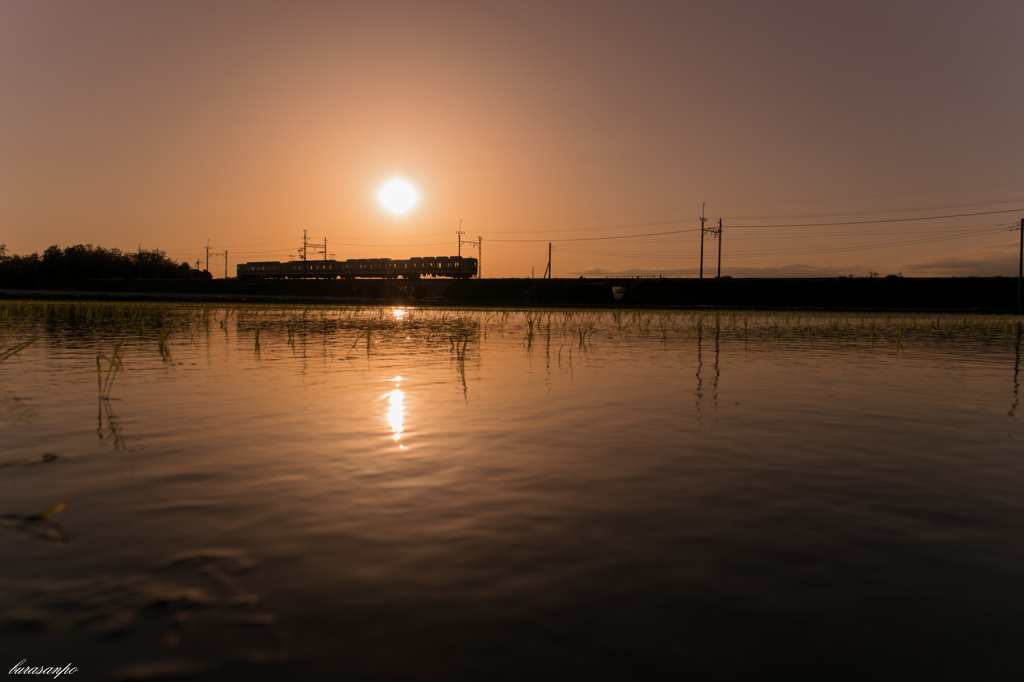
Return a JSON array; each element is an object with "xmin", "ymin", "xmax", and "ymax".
[{"xmin": 1, "ymin": 304, "xmax": 1022, "ymax": 680}]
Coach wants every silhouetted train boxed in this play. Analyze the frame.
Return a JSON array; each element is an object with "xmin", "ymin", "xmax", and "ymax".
[{"xmin": 237, "ymin": 256, "xmax": 478, "ymax": 280}]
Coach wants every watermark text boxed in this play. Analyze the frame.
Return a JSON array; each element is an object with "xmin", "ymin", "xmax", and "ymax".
[{"xmin": 8, "ymin": 660, "xmax": 77, "ymax": 678}]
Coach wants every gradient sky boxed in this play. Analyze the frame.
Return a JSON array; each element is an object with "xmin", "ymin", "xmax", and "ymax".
[{"xmin": 2, "ymin": 1, "xmax": 1023, "ymax": 277}]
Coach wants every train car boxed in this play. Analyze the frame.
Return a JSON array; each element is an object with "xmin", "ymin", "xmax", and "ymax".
[{"xmin": 237, "ymin": 256, "xmax": 478, "ymax": 280}]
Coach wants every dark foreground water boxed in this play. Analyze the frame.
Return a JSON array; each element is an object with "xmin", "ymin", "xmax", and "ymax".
[{"xmin": 1, "ymin": 304, "xmax": 1022, "ymax": 680}]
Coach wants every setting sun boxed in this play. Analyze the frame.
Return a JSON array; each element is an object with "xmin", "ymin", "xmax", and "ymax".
[{"xmin": 377, "ymin": 178, "xmax": 419, "ymax": 215}]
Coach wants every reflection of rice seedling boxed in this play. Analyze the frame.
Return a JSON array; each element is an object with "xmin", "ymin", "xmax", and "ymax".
[
  {"xmin": 575, "ymin": 319, "xmax": 596, "ymax": 348},
  {"xmin": 254, "ymin": 323, "xmax": 261, "ymax": 352},
  {"xmin": 96, "ymin": 340, "xmax": 126, "ymax": 399},
  {"xmin": 0, "ymin": 501, "xmax": 70, "ymax": 543},
  {"xmin": 0, "ymin": 321, "xmax": 38, "ymax": 364},
  {"xmin": 157, "ymin": 323, "xmax": 173, "ymax": 359},
  {"xmin": 344, "ymin": 322, "xmax": 375, "ymax": 359},
  {"xmin": 451, "ymin": 322, "xmax": 471, "ymax": 363},
  {"xmin": 523, "ymin": 317, "xmax": 536, "ymax": 349}
]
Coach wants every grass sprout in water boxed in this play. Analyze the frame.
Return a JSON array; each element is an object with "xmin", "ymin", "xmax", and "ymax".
[{"xmin": 0, "ymin": 301, "xmax": 1022, "ymax": 363}]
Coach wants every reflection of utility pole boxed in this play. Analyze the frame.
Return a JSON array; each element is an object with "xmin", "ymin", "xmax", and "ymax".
[
  {"xmin": 699, "ymin": 203, "xmax": 707, "ymax": 279},
  {"xmin": 1016, "ymin": 218, "xmax": 1023, "ymax": 312},
  {"xmin": 695, "ymin": 318, "xmax": 703, "ymax": 422},
  {"xmin": 1010, "ymin": 322, "xmax": 1020, "ymax": 417}
]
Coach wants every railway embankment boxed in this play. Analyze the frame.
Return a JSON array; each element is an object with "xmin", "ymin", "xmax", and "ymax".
[{"xmin": 0, "ymin": 276, "xmax": 1020, "ymax": 312}]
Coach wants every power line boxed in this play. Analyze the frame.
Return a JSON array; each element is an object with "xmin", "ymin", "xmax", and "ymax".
[
  {"xmin": 717, "ymin": 196, "xmax": 1024, "ymax": 221},
  {"xmin": 490, "ymin": 224, "xmax": 701, "ymax": 243},
  {"xmin": 711, "ymin": 207, "xmax": 1024, "ymax": 230},
  {"xmin": 708, "ymin": 179, "xmax": 1024, "ymax": 208},
  {"xmin": 459, "ymin": 180, "xmax": 1024, "ymax": 225},
  {"xmin": 485, "ymin": 207, "xmax": 1023, "ymax": 244},
  {"xmin": 529, "ymin": 222, "xmax": 1015, "ymax": 248},
  {"xmin": 556, "ymin": 227, "xmax": 1009, "ymax": 259},
  {"xmin": 555, "ymin": 226, "xmax": 1011, "ymax": 260}
]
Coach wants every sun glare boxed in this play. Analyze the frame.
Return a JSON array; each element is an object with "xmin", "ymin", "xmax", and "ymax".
[{"xmin": 378, "ymin": 178, "xmax": 419, "ymax": 215}]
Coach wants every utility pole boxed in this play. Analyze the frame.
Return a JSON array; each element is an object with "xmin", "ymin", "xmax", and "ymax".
[
  {"xmin": 138, "ymin": 244, "xmax": 142, "ymax": 279},
  {"xmin": 699, "ymin": 203, "xmax": 707, "ymax": 279},
  {"xmin": 310, "ymin": 236, "xmax": 329, "ymax": 263},
  {"xmin": 717, "ymin": 219, "xmax": 723, "ymax": 278},
  {"xmin": 302, "ymin": 230, "xmax": 308, "ymax": 278},
  {"xmin": 459, "ymin": 233, "xmax": 483, "ymax": 277},
  {"xmin": 205, "ymin": 239, "xmax": 210, "ymax": 272},
  {"xmin": 542, "ymin": 242, "xmax": 551, "ymax": 279},
  {"xmin": 224, "ymin": 250, "xmax": 228, "ymax": 279},
  {"xmin": 457, "ymin": 220, "xmax": 464, "ymax": 257}
]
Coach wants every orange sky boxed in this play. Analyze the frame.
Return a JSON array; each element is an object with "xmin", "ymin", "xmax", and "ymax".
[{"xmin": 2, "ymin": 1, "xmax": 1023, "ymax": 278}]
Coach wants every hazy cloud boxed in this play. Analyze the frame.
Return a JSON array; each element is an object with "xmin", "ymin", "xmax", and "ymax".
[
  {"xmin": 569, "ymin": 263, "xmax": 869, "ymax": 278},
  {"xmin": 570, "ymin": 240, "xmax": 1022, "ymax": 278},
  {"xmin": 898, "ymin": 241, "xmax": 1020, "ymax": 277}
]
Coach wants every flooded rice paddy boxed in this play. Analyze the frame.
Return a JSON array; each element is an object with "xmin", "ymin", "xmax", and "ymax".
[{"xmin": 1, "ymin": 301, "xmax": 1023, "ymax": 680}]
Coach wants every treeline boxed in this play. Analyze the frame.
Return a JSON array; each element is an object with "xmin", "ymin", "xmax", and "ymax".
[{"xmin": 0, "ymin": 244, "xmax": 212, "ymax": 285}]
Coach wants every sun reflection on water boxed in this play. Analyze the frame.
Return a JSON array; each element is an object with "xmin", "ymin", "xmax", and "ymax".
[{"xmin": 387, "ymin": 376, "xmax": 405, "ymax": 447}]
